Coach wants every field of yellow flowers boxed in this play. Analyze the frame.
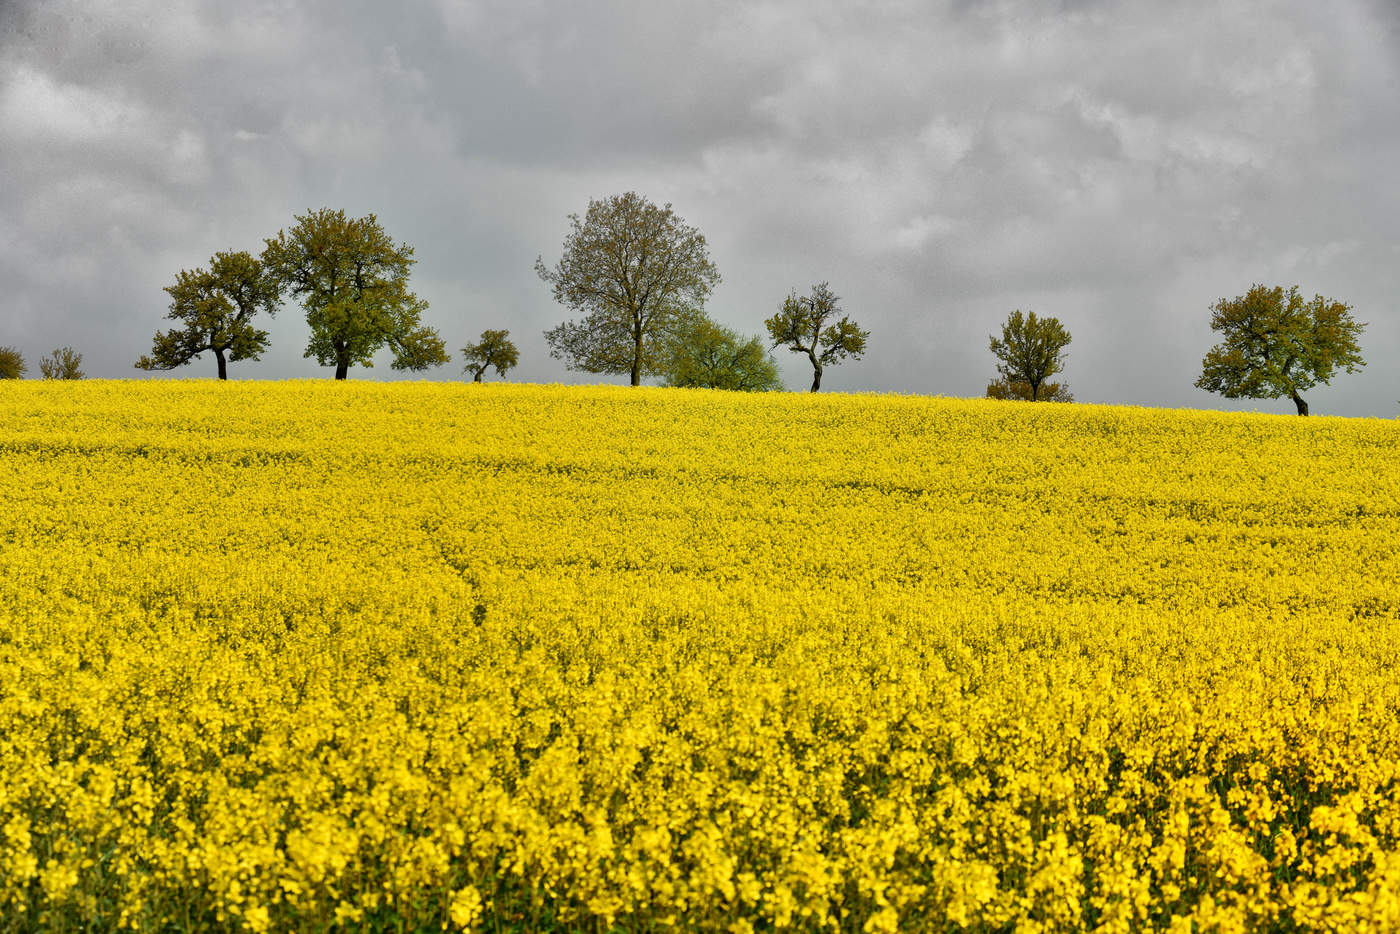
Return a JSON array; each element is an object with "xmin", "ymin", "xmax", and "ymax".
[{"xmin": 2, "ymin": 381, "xmax": 1399, "ymax": 932}]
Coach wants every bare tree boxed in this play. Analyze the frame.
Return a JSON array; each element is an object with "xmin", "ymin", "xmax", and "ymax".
[
  {"xmin": 538, "ymin": 192, "xmax": 720, "ymax": 386},
  {"xmin": 40, "ymin": 347, "xmax": 85, "ymax": 380}
]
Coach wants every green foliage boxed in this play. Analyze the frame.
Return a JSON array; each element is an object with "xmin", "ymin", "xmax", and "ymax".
[
  {"xmin": 136, "ymin": 250, "xmax": 278, "ymax": 379},
  {"xmin": 988, "ymin": 310, "xmax": 1071, "ymax": 402},
  {"xmin": 262, "ymin": 209, "xmax": 448, "ymax": 379},
  {"xmin": 462, "ymin": 329, "xmax": 520, "ymax": 382},
  {"xmin": 663, "ymin": 316, "xmax": 782, "ymax": 391},
  {"xmin": 537, "ymin": 192, "xmax": 720, "ymax": 387},
  {"xmin": 1195, "ymin": 284, "xmax": 1365, "ymax": 416},
  {"xmin": 987, "ymin": 378, "xmax": 1072, "ymax": 402},
  {"xmin": 39, "ymin": 347, "xmax": 85, "ymax": 380},
  {"xmin": 0, "ymin": 346, "xmax": 24, "ymax": 379},
  {"xmin": 764, "ymin": 282, "xmax": 868, "ymax": 392}
]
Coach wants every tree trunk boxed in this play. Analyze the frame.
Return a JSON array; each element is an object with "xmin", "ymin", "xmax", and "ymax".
[
  {"xmin": 630, "ymin": 332, "xmax": 643, "ymax": 386},
  {"xmin": 1292, "ymin": 392, "xmax": 1308, "ymax": 416},
  {"xmin": 1029, "ymin": 378, "xmax": 1040, "ymax": 402},
  {"xmin": 334, "ymin": 340, "xmax": 349, "ymax": 380},
  {"xmin": 214, "ymin": 349, "xmax": 228, "ymax": 381},
  {"xmin": 473, "ymin": 368, "xmax": 484, "ymax": 383},
  {"xmin": 808, "ymin": 349, "xmax": 822, "ymax": 392}
]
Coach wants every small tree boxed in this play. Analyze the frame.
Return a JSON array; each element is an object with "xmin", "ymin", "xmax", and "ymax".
[
  {"xmin": 39, "ymin": 347, "xmax": 85, "ymax": 380},
  {"xmin": 663, "ymin": 316, "xmax": 782, "ymax": 391},
  {"xmin": 0, "ymin": 346, "xmax": 24, "ymax": 379},
  {"xmin": 462, "ymin": 329, "xmax": 519, "ymax": 382},
  {"xmin": 262, "ymin": 208, "xmax": 449, "ymax": 379},
  {"xmin": 764, "ymin": 282, "xmax": 868, "ymax": 392},
  {"xmin": 1195, "ymin": 284, "xmax": 1364, "ymax": 416},
  {"xmin": 538, "ymin": 192, "xmax": 720, "ymax": 386},
  {"xmin": 137, "ymin": 251, "xmax": 278, "ymax": 379},
  {"xmin": 989, "ymin": 310, "xmax": 1071, "ymax": 402},
  {"xmin": 987, "ymin": 378, "xmax": 1072, "ymax": 402}
]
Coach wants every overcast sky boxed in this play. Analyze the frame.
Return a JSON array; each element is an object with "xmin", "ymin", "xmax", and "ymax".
[{"xmin": 2, "ymin": 0, "xmax": 1397, "ymax": 415}]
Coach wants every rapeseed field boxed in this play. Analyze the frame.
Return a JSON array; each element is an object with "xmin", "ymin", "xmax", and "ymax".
[{"xmin": 2, "ymin": 381, "xmax": 1399, "ymax": 933}]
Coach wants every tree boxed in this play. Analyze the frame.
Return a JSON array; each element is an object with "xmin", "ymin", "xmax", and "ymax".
[
  {"xmin": 765, "ymin": 282, "xmax": 868, "ymax": 392},
  {"xmin": 988, "ymin": 310, "xmax": 1071, "ymax": 402},
  {"xmin": 136, "ymin": 251, "xmax": 278, "ymax": 379},
  {"xmin": 663, "ymin": 315, "xmax": 783, "ymax": 391},
  {"xmin": 1195, "ymin": 284, "xmax": 1364, "ymax": 416},
  {"xmin": 39, "ymin": 347, "xmax": 84, "ymax": 380},
  {"xmin": 461, "ymin": 329, "xmax": 519, "ymax": 382},
  {"xmin": 0, "ymin": 346, "xmax": 24, "ymax": 379},
  {"xmin": 262, "ymin": 208, "xmax": 448, "ymax": 379},
  {"xmin": 538, "ymin": 192, "xmax": 720, "ymax": 387},
  {"xmin": 987, "ymin": 378, "xmax": 1072, "ymax": 402}
]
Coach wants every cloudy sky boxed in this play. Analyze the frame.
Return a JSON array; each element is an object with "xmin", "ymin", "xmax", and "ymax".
[{"xmin": 2, "ymin": 0, "xmax": 1397, "ymax": 415}]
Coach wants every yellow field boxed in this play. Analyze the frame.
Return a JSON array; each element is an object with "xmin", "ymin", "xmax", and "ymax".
[{"xmin": 2, "ymin": 381, "xmax": 1399, "ymax": 932}]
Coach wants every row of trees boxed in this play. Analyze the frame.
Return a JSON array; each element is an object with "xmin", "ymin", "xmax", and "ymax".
[
  {"xmin": 977, "ymin": 284, "xmax": 1367, "ymax": 416},
  {"xmin": 0, "ymin": 346, "xmax": 85, "ymax": 380},
  {"xmin": 112, "ymin": 193, "xmax": 1365, "ymax": 413},
  {"xmin": 536, "ymin": 192, "xmax": 868, "ymax": 392},
  {"xmin": 136, "ymin": 209, "xmax": 448, "ymax": 381},
  {"xmin": 129, "ymin": 195, "xmax": 871, "ymax": 392}
]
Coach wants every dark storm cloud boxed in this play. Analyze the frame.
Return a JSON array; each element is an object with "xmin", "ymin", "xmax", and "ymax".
[{"xmin": 1, "ymin": 0, "xmax": 1396, "ymax": 415}]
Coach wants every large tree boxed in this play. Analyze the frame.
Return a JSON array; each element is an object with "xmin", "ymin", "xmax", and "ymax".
[
  {"xmin": 765, "ymin": 282, "xmax": 868, "ymax": 392},
  {"xmin": 989, "ymin": 310, "xmax": 1071, "ymax": 402},
  {"xmin": 262, "ymin": 209, "xmax": 448, "ymax": 379},
  {"xmin": 537, "ymin": 192, "xmax": 720, "ymax": 386},
  {"xmin": 0, "ymin": 346, "xmax": 24, "ymax": 379},
  {"xmin": 663, "ymin": 315, "xmax": 782, "ymax": 391},
  {"xmin": 461, "ymin": 329, "xmax": 519, "ymax": 382},
  {"xmin": 1195, "ymin": 284, "xmax": 1364, "ymax": 416},
  {"xmin": 136, "ymin": 250, "xmax": 278, "ymax": 379},
  {"xmin": 39, "ymin": 347, "xmax": 85, "ymax": 380}
]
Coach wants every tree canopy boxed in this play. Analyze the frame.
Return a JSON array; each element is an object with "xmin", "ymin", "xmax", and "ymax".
[
  {"xmin": 662, "ymin": 315, "xmax": 782, "ymax": 391},
  {"xmin": 1195, "ymin": 284, "xmax": 1365, "ymax": 416},
  {"xmin": 0, "ymin": 346, "xmax": 24, "ymax": 380},
  {"xmin": 39, "ymin": 347, "xmax": 84, "ymax": 380},
  {"xmin": 988, "ymin": 310, "xmax": 1071, "ymax": 402},
  {"xmin": 764, "ymin": 282, "xmax": 868, "ymax": 392},
  {"xmin": 462, "ymin": 329, "xmax": 519, "ymax": 382},
  {"xmin": 538, "ymin": 192, "xmax": 720, "ymax": 386},
  {"xmin": 136, "ymin": 250, "xmax": 278, "ymax": 379},
  {"xmin": 262, "ymin": 209, "xmax": 448, "ymax": 379}
]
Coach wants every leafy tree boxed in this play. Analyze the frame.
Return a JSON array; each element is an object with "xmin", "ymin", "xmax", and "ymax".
[
  {"xmin": 0, "ymin": 346, "xmax": 24, "ymax": 379},
  {"xmin": 537, "ymin": 192, "xmax": 720, "ymax": 386},
  {"xmin": 663, "ymin": 315, "xmax": 782, "ymax": 391},
  {"xmin": 989, "ymin": 310, "xmax": 1071, "ymax": 402},
  {"xmin": 136, "ymin": 251, "xmax": 278, "ymax": 379},
  {"xmin": 462, "ymin": 329, "xmax": 519, "ymax": 382},
  {"xmin": 262, "ymin": 208, "xmax": 448, "ymax": 379},
  {"xmin": 39, "ymin": 347, "xmax": 85, "ymax": 380},
  {"xmin": 1195, "ymin": 284, "xmax": 1364, "ymax": 416},
  {"xmin": 764, "ymin": 282, "xmax": 868, "ymax": 392},
  {"xmin": 987, "ymin": 378, "xmax": 1072, "ymax": 402}
]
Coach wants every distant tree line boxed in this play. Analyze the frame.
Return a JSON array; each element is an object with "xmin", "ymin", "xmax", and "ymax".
[
  {"xmin": 5, "ymin": 191, "xmax": 1352, "ymax": 413},
  {"xmin": 0, "ymin": 346, "xmax": 85, "ymax": 380}
]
